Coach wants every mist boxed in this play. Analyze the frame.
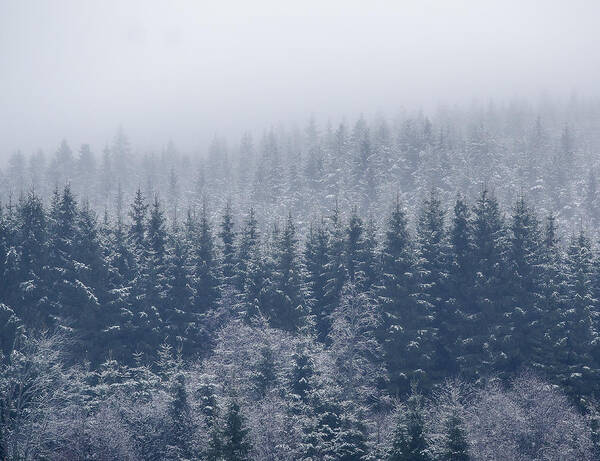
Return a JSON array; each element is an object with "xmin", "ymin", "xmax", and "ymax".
[{"xmin": 1, "ymin": 0, "xmax": 599, "ymax": 156}]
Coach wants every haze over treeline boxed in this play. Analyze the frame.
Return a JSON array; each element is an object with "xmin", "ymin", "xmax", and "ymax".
[
  {"xmin": 1, "ymin": 0, "xmax": 600, "ymax": 156},
  {"xmin": 4, "ymin": 2, "xmax": 600, "ymax": 460}
]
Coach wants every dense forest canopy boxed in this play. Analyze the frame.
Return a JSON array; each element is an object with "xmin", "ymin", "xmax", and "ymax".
[{"xmin": 2, "ymin": 98, "xmax": 600, "ymax": 459}]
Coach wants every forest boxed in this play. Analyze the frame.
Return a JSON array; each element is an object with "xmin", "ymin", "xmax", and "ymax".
[{"xmin": 2, "ymin": 100, "xmax": 600, "ymax": 460}]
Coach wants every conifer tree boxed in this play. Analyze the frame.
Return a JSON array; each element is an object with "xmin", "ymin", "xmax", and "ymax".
[
  {"xmin": 222, "ymin": 400, "xmax": 252, "ymax": 461},
  {"xmin": 164, "ymin": 237, "xmax": 195, "ymax": 354},
  {"xmin": 376, "ymin": 199, "xmax": 418, "ymax": 396},
  {"xmin": 506, "ymin": 196, "xmax": 544, "ymax": 374},
  {"xmin": 561, "ymin": 230, "xmax": 598, "ymax": 398},
  {"xmin": 304, "ymin": 221, "xmax": 331, "ymax": 342},
  {"xmin": 269, "ymin": 213, "xmax": 307, "ymax": 331},
  {"xmin": 164, "ymin": 373, "xmax": 196, "ymax": 460},
  {"xmin": 235, "ymin": 207, "xmax": 259, "ymax": 292},
  {"xmin": 468, "ymin": 188, "xmax": 508, "ymax": 378},
  {"xmin": 220, "ymin": 201, "xmax": 237, "ymax": 286},
  {"xmin": 193, "ymin": 204, "xmax": 220, "ymax": 314},
  {"xmin": 442, "ymin": 413, "xmax": 470, "ymax": 461},
  {"xmin": 388, "ymin": 390, "xmax": 431, "ymax": 461},
  {"xmin": 415, "ymin": 189, "xmax": 449, "ymax": 378},
  {"xmin": 128, "ymin": 187, "xmax": 148, "ymax": 260},
  {"xmin": 322, "ymin": 205, "xmax": 346, "ymax": 342}
]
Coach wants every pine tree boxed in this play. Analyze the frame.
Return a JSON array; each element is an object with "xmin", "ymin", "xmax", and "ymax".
[
  {"xmin": 220, "ymin": 201, "xmax": 237, "ymax": 287},
  {"xmin": 322, "ymin": 205, "xmax": 346, "ymax": 342},
  {"xmin": 235, "ymin": 207, "xmax": 259, "ymax": 292},
  {"xmin": 560, "ymin": 230, "xmax": 598, "ymax": 399},
  {"xmin": 128, "ymin": 187, "xmax": 148, "ymax": 259},
  {"xmin": 415, "ymin": 189, "xmax": 449, "ymax": 379},
  {"xmin": 164, "ymin": 373, "xmax": 196, "ymax": 460},
  {"xmin": 388, "ymin": 390, "xmax": 431, "ymax": 461},
  {"xmin": 376, "ymin": 199, "xmax": 418, "ymax": 396},
  {"xmin": 291, "ymin": 343, "xmax": 314, "ymax": 405},
  {"xmin": 469, "ymin": 188, "xmax": 508, "ymax": 378},
  {"xmin": 304, "ymin": 221, "xmax": 331, "ymax": 342},
  {"xmin": 164, "ymin": 237, "xmax": 196, "ymax": 354},
  {"xmin": 222, "ymin": 400, "xmax": 252, "ymax": 461},
  {"xmin": 269, "ymin": 213, "xmax": 307, "ymax": 331},
  {"xmin": 442, "ymin": 413, "xmax": 470, "ymax": 461},
  {"xmin": 253, "ymin": 345, "xmax": 277, "ymax": 398},
  {"xmin": 193, "ymin": 204, "xmax": 220, "ymax": 314},
  {"xmin": 15, "ymin": 192, "xmax": 49, "ymax": 328},
  {"xmin": 505, "ymin": 196, "xmax": 544, "ymax": 375}
]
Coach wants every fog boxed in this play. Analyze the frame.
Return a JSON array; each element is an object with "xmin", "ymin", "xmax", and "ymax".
[{"xmin": 1, "ymin": 0, "xmax": 599, "ymax": 157}]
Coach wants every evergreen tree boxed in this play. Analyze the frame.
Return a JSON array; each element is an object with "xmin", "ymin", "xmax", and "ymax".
[
  {"xmin": 193, "ymin": 204, "xmax": 220, "ymax": 314},
  {"xmin": 269, "ymin": 213, "xmax": 307, "ymax": 331},
  {"xmin": 128, "ymin": 187, "xmax": 148, "ymax": 259},
  {"xmin": 388, "ymin": 390, "xmax": 431, "ymax": 461},
  {"xmin": 322, "ymin": 205, "xmax": 346, "ymax": 342},
  {"xmin": 235, "ymin": 207, "xmax": 259, "ymax": 292},
  {"xmin": 220, "ymin": 201, "xmax": 237, "ymax": 286},
  {"xmin": 164, "ymin": 373, "xmax": 196, "ymax": 460},
  {"xmin": 442, "ymin": 413, "xmax": 470, "ymax": 461},
  {"xmin": 222, "ymin": 400, "xmax": 252, "ymax": 461},
  {"xmin": 506, "ymin": 196, "xmax": 544, "ymax": 375},
  {"xmin": 164, "ymin": 237, "xmax": 196, "ymax": 354},
  {"xmin": 304, "ymin": 221, "xmax": 331, "ymax": 342},
  {"xmin": 468, "ymin": 189, "xmax": 508, "ymax": 379},
  {"xmin": 560, "ymin": 230, "xmax": 598, "ymax": 399},
  {"xmin": 376, "ymin": 199, "xmax": 418, "ymax": 396},
  {"xmin": 415, "ymin": 190, "xmax": 449, "ymax": 379}
]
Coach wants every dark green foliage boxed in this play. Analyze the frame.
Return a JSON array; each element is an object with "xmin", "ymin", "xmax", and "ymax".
[
  {"xmin": 388, "ymin": 391, "xmax": 431, "ymax": 461},
  {"xmin": 222, "ymin": 400, "xmax": 252, "ymax": 461},
  {"xmin": 220, "ymin": 201, "xmax": 237, "ymax": 286},
  {"xmin": 376, "ymin": 200, "xmax": 419, "ymax": 396},
  {"xmin": 442, "ymin": 413, "xmax": 470, "ymax": 461},
  {"xmin": 269, "ymin": 213, "xmax": 307, "ymax": 331}
]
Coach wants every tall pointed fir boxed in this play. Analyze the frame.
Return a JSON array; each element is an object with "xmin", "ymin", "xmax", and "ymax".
[
  {"xmin": 235, "ymin": 207, "xmax": 259, "ymax": 293},
  {"xmin": 469, "ymin": 188, "xmax": 508, "ymax": 378},
  {"xmin": 376, "ymin": 199, "xmax": 418, "ymax": 396},
  {"xmin": 387, "ymin": 389, "xmax": 431, "ymax": 461},
  {"xmin": 164, "ymin": 373, "xmax": 196, "ymax": 460},
  {"xmin": 322, "ymin": 205, "xmax": 346, "ymax": 342},
  {"xmin": 47, "ymin": 185, "xmax": 102, "ymax": 355},
  {"xmin": 164, "ymin": 236, "xmax": 196, "ymax": 355},
  {"xmin": 269, "ymin": 213, "xmax": 307, "ymax": 331},
  {"xmin": 304, "ymin": 220, "xmax": 331, "ymax": 342},
  {"xmin": 561, "ymin": 230, "xmax": 598, "ymax": 400},
  {"xmin": 193, "ymin": 204, "xmax": 220, "ymax": 315},
  {"xmin": 222, "ymin": 400, "xmax": 252, "ymax": 461},
  {"xmin": 219, "ymin": 201, "xmax": 237, "ymax": 287},
  {"xmin": 414, "ymin": 189, "xmax": 449, "ymax": 380},
  {"xmin": 506, "ymin": 196, "xmax": 544, "ymax": 375}
]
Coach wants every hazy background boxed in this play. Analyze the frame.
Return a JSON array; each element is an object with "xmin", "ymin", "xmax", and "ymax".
[{"xmin": 1, "ymin": 0, "xmax": 599, "ymax": 157}]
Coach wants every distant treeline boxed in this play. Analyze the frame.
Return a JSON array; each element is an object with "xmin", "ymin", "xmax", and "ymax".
[{"xmin": 2, "ymin": 98, "xmax": 600, "ymax": 236}]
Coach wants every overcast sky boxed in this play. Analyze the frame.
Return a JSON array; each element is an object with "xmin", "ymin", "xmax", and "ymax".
[{"xmin": 1, "ymin": 0, "xmax": 599, "ymax": 157}]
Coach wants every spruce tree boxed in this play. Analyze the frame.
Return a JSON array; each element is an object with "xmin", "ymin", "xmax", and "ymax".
[
  {"xmin": 235, "ymin": 207, "xmax": 259, "ymax": 293},
  {"xmin": 193, "ymin": 204, "xmax": 220, "ymax": 314},
  {"xmin": 506, "ymin": 196, "xmax": 543, "ymax": 375},
  {"xmin": 304, "ymin": 221, "xmax": 331, "ymax": 342},
  {"xmin": 222, "ymin": 400, "xmax": 252, "ymax": 461},
  {"xmin": 220, "ymin": 201, "xmax": 237, "ymax": 287},
  {"xmin": 376, "ymin": 199, "xmax": 418, "ymax": 396},
  {"xmin": 388, "ymin": 390, "xmax": 431, "ymax": 461},
  {"xmin": 442, "ymin": 413, "xmax": 470, "ymax": 461},
  {"xmin": 270, "ymin": 213, "xmax": 307, "ymax": 331},
  {"xmin": 415, "ymin": 189, "xmax": 449, "ymax": 379},
  {"xmin": 164, "ymin": 373, "xmax": 196, "ymax": 460},
  {"xmin": 469, "ymin": 188, "xmax": 508, "ymax": 378}
]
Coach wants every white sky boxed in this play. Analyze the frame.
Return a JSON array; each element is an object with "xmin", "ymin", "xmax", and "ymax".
[{"xmin": 1, "ymin": 0, "xmax": 599, "ymax": 156}]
